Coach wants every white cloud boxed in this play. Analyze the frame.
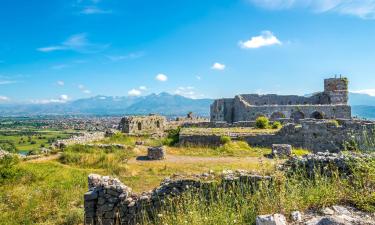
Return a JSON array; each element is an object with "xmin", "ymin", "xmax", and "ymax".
[
  {"xmin": 156, "ymin": 73, "xmax": 168, "ymax": 82},
  {"xmin": 249, "ymin": 0, "xmax": 375, "ymax": 19},
  {"xmin": 139, "ymin": 86, "xmax": 147, "ymax": 91},
  {"xmin": 0, "ymin": 80, "xmax": 17, "ymax": 85},
  {"xmin": 174, "ymin": 86, "xmax": 204, "ymax": 99},
  {"xmin": 211, "ymin": 62, "xmax": 226, "ymax": 70},
  {"xmin": 37, "ymin": 33, "xmax": 109, "ymax": 53},
  {"xmin": 0, "ymin": 96, "xmax": 10, "ymax": 102},
  {"xmin": 76, "ymin": 0, "xmax": 112, "ymax": 15},
  {"xmin": 57, "ymin": 81, "xmax": 65, "ymax": 86},
  {"xmin": 78, "ymin": 84, "xmax": 91, "ymax": 94},
  {"xmin": 51, "ymin": 64, "xmax": 69, "ymax": 70},
  {"xmin": 106, "ymin": 52, "xmax": 144, "ymax": 62},
  {"xmin": 351, "ymin": 89, "xmax": 375, "ymax": 96},
  {"xmin": 239, "ymin": 31, "xmax": 282, "ymax": 49},
  {"xmin": 31, "ymin": 95, "xmax": 69, "ymax": 104},
  {"xmin": 80, "ymin": 6, "xmax": 112, "ymax": 14},
  {"xmin": 128, "ymin": 89, "xmax": 142, "ymax": 96}
]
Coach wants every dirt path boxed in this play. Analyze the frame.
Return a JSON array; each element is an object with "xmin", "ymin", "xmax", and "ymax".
[{"xmin": 127, "ymin": 154, "xmax": 267, "ymax": 164}]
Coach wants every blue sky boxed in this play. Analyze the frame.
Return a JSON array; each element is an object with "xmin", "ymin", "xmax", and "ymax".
[{"xmin": 1, "ymin": 0, "xmax": 375, "ymax": 103}]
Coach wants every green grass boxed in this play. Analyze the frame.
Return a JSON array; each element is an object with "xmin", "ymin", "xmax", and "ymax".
[
  {"xmin": 144, "ymin": 161, "xmax": 375, "ymax": 225},
  {"xmin": 0, "ymin": 160, "xmax": 91, "ymax": 225},
  {"xmin": 59, "ymin": 144, "xmax": 135, "ymax": 175},
  {"xmin": 180, "ymin": 127, "xmax": 280, "ymax": 136},
  {"xmin": 167, "ymin": 141, "xmax": 272, "ymax": 157},
  {"xmin": 0, "ymin": 129, "xmax": 77, "ymax": 154},
  {"xmin": 292, "ymin": 148, "xmax": 310, "ymax": 156}
]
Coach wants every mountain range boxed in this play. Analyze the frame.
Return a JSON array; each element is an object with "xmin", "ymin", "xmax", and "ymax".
[{"xmin": 0, "ymin": 92, "xmax": 374, "ymax": 119}]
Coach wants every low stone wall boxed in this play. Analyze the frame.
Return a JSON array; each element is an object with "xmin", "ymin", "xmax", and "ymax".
[
  {"xmin": 84, "ymin": 171, "xmax": 272, "ymax": 225},
  {"xmin": 282, "ymin": 152, "xmax": 375, "ymax": 177},
  {"xmin": 53, "ymin": 132, "xmax": 105, "ymax": 148},
  {"xmin": 179, "ymin": 119, "xmax": 375, "ymax": 152}
]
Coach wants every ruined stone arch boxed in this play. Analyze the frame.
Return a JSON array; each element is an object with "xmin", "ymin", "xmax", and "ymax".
[
  {"xmin": 270, "ymin": 112, "xmax": 286, "ymax": 120},
  {"xmin": 291, "ymin": 111, "xmax": 305, "ymax": 122},
  {"xmin": 310, "ymin": 111, "xmax": 324, "ymax": 119}
]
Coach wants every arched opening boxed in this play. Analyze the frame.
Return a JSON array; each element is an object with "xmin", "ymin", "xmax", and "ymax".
[
  {"xmin": 310, "ymin": 111, "xmax": 324, "ymax": 119},
  {"xmin": 270, "ymin": 112, "xmax": 286, "ymax": 120},
  {"xmin": 156, "ymin": 120, "xmax": 160, "ymax": 128},
  {"xmin": 291, "ymin": 111, "xmax": 305, "ymax": 122},
  {"xmin": 137, "ymin": 122, "xmax": 142, "ymax": 131}
]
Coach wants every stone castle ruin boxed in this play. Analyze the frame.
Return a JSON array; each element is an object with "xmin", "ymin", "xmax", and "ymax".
[
  {"xmin": 211, "ymin": 78, "xmax": 351, "ymax": 123},
  {"xmin": 118, "ymin": 115, "xmax": 166, "ymax": 135}
]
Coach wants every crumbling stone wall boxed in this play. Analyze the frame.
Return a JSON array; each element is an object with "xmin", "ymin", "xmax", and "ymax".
[
  {"xmin": 118, "ymin": 115, "xmax": 166, "ymax": 135},
  {"xmin": 84, "ymin": 171, "xmax": 271, "ymax": 225},
  {"xmin": 179, "ymin": 119, "xmax": 375, "ymax": 153},
  {"xmin": 211, "ymin": 78, "xmax": 351, "ymax": 123}
]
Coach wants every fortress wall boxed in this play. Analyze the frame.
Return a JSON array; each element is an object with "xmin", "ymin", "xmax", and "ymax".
[
  {"xmin": 239, "ymin": 94, "xmax": 320, "ymax": 106},
  {"xmin": 179, "ymin": 119, "xmax": 375, "ymax": 153},
  {"xmin": 233, "ymin": 104, "xmax": 351, "ymax": 122}
]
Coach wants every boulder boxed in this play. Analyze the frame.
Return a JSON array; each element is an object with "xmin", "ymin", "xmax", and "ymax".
[
  {"xmin": 147, "ymin": 146, "xmax": 166, "ymax": 160},
  {"xmin": 272, "ymin": 144, "xmax": 292, "ymax": 158},
  {"xmin": 256, "ymin": 214, "xmax": 287, "ymax": 225}
]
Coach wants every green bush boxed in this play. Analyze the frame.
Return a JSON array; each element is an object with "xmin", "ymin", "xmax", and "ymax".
[
  {"xmin": 220, "ymin": 136, "xmax": 231, "ymax": 145},
  {"xmin": 255, "ymin": 116, "xmax": 269, "ymax": 129},
  {"xmin": 328, "ymin": 120, "xmax": 340, "ymax": 127},
  {"xmin": 0, "ymin": 155, "xmax": 23, "ymax": 183},
  {"xmin": 163, "ymin": 128, "xmax": 180, "ymax": 146},
  {"xmin": 271, "ymin": 121, "xmax": 282, "ymax": 129},
  {"xmin": 0, "ymin": 141, "xmax": 18, "ymax": 153}
]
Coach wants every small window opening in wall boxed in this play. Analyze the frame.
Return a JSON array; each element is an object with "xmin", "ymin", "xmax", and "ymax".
[
  {"xmin": 156, "ymin": 121, "xmax": 160, "ymax": 128},
  {"xmin": 137, "ymin": 122, "xmax": 142, "ymax": 130}
]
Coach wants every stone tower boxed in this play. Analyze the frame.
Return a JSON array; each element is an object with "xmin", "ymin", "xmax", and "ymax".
[{"xmin": 324, "ymin": 77, "xmax": 349, "ymax": 105}]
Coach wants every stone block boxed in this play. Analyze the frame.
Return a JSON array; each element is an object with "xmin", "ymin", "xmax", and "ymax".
[
  {"xmin": 147, "ymin": 146, "xmax": 166, "ymax": 160},
  {"xmin": 272, "ymin": 144, "xmax": 292, "ymax": 158}
]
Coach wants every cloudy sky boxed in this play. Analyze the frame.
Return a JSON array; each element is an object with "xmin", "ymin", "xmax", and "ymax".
[{"xmin": 1, "ymin": 0, "xmax": 375, "ymax": 103}]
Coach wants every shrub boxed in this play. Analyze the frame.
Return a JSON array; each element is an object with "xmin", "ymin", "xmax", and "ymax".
[
  {"xmin": 163, "ymin": 128, "xmax": 180, "ymax": 146},
  {"xmin": 220, "ymin": 136, "xmax": 231, "ymax": 145},
  {"xmin": 255, "ymin": 116, "xmax": 269, "ymax": 129},
  {"xmin": 328, "ymin": 120, "xmax": 340, "ymax": 127},
  {"xmin": 0, "ymin": 155, "xmax": 23, "ymax": 183},
  {"xmin": 0, "ymin": 141, "xmax": 18, "ymax": 153},
  {"xmin": 271, "ymin": 121, "xmax": 282, "ymax": 129}
]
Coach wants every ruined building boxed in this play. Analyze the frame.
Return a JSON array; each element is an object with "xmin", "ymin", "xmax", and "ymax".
[
  {"xmin": 211, "ymin": 78, "xmax": 351, "ymax": 123},
  {"xmin": 118, "ymin": 115, "xmax": 166, "ymax": 135}
]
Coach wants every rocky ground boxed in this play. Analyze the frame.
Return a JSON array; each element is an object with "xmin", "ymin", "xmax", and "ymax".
[{"xmin": 257, "ymin": 205, "xmax": 375, "ymax": 225}]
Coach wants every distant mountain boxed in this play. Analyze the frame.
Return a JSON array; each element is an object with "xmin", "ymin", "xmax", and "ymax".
[
  {"xmin": 0, "ymin": 92, "xmax": 374, "ymax": 119},
  {"xmin": 0, "ymin": 93, "xmax": 213, "ymax": 117},
  {"xmin": 349, "ymin": 93, "xmax": 375, "ymax": 106}
]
